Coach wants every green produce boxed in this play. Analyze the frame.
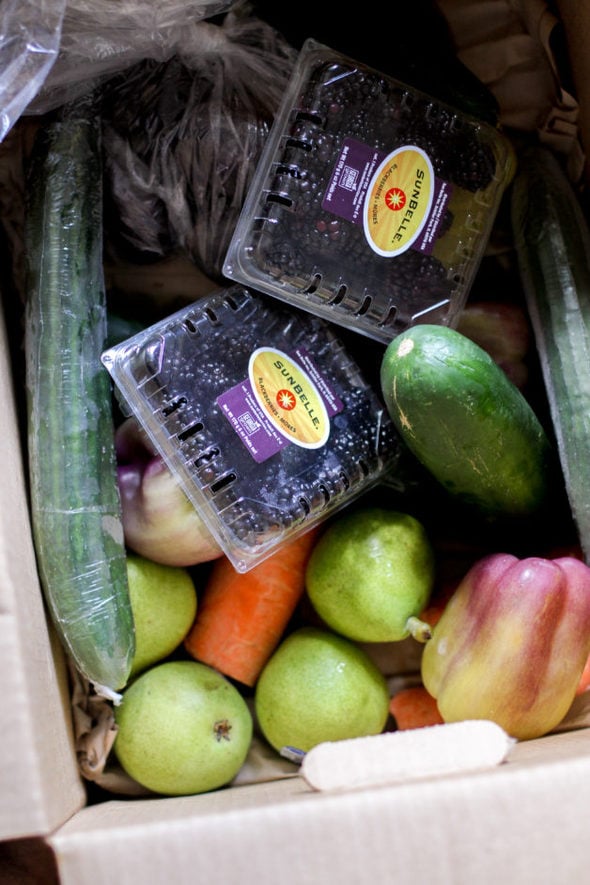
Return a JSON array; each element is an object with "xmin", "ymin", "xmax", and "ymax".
[
  {"xmin": 24, "ymin": 95, "xmax": 134, "ymax": 695},
  {"xmin": 126, "ymin": 555, "xmax": 198, "ymax": 678},
  {"xmin": 511, "ymin": 144, "xmax": 590, "ymax": 562},
  {"xmin": 380, "ymin": 324, "xmax": 552, "ymax": 519},
  {"xmin": 421, "ymin": 552, "xmax": 590, "ymax": 740},
  {"xmin": 254, "ymin": 626, "xmax": 390, "ymax": 754},
  {"xmin": 106, "ymin": 313, "xmax": 145, "ymax": 350},
  {"xmin": 305, "ymin": 507, "xmax": 435, "ymax": 643},
  {"xmin": 114, "ymin": 660, "xmax": 253, "ymax": 795}
]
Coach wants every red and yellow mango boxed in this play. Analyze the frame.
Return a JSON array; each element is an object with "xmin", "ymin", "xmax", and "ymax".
[{"xmin": 421, "ymin": 553, "xmax": 590, "ymax": 740}]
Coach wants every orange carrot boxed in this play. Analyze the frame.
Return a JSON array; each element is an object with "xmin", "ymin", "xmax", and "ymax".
[
  {"xmin": 389, "ymin": 686, "xmax": 444, "ymax": 730},
  {"xmin": 184, "ymin": 529, "xmax": 320, "ymax": 687},
  {"xmin": 419, "ymin": 576, "xmax": 459, "ymax": 629},
  {"xmin": 576, "ymin": 651, "xmax": 590, "ymax": 696}
]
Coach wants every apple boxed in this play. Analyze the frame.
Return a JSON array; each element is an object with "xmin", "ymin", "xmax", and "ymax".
[{"xmin": 115, "ymin": 417, "xmax": 223, "ymax": 567}]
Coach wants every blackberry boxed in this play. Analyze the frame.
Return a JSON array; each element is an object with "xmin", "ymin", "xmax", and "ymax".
[
  {"xmin": 225, "ymin": 44, "xmax": 513, "ymax": 343},
  {"xmin": 103, "ymin": 287, "xmax": 401, "ymax": 570}
]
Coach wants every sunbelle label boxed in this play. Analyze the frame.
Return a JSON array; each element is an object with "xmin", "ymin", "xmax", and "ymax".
[
  {"xmin": 217, "ymin": 347, "xmax": 344, "ymax": 463},
  {"xmin": 322, "ymin": 137, "xmax": 452, "ymax": 256}
]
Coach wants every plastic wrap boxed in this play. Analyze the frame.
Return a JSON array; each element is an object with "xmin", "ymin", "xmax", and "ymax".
[
  {"xmin": 511, "ymin": 145, "xmax": 590, "ymax": 563},
  {"xmin": 99, "ymin": 7, "xmax": 297, "ymax": 280},
  {"xmin": 0, "ymin": 0, "xmax": 232, "ymax": 141},
  {"xmin": 25, "ymin": 0, "xmax": 234, "ymax": 115},
  {"xmin": 24, "ymin": 96, "xmax": 135, "ymax": 697},
  {"xmin": 0, "ymin": 0, "xmax": 65, "ymax": 141}
]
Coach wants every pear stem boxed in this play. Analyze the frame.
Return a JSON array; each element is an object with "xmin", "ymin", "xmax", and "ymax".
[{"xmin": 406, "ymin": 616, "xmax": 432, "ymax": 643}]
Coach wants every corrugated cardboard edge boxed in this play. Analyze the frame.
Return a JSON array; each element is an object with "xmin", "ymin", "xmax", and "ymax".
[
  {"xmin": 47, "ymin": 728, "xmax": 590, "ymax": 885},
  {"xmin": 0, "ymin": 303, "xmax": 86, "ymax": 840}
]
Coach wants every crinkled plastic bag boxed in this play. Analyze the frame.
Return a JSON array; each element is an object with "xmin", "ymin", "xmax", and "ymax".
[
  {"xmin": 0, "ymin": 0, "xmax": 233, "ymax": 140},
  {"xmin": 28, "ymin": 0, "xmax": 235, "ymax": 114},
  {"xmin": 100, "ymin": 7, "xmax": 297, "ymax": 280},
  {"xmin": 3, "ymin": 0, "xmax": 295, "ymax": 279},
  {"xmin": 0, "ymin": 0, "xmax": 65, "ymax": 141}
]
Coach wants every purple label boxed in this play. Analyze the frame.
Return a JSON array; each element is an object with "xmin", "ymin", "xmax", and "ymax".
[
  {"xmin": 322, "ymin": 138, "xmax": 385, "ymax": 224},
  {"xmin": 292, "ymin": 347, "xmax": 343, "ymax": 417},
  {"xmin": 217, "ymin": 381, "xmax": 288, "ymax": 464},
  {"xmin": 415, "ymin": 178, "xmax": 452, "ymax": 255}
]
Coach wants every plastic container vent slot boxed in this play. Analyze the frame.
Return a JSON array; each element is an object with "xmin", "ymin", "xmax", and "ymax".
[
  {"xmin": 177, "ymin": 422, "xmax": 204, "ymax": 442},
  {"xmin": 162, "ymin": 397, "xmax": 187, "ymax": 417}
]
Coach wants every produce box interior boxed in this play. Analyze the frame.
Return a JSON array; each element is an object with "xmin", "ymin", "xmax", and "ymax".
[{"xmin": 3, "ymin": 2, "xmax": 590, "ymax": 882}]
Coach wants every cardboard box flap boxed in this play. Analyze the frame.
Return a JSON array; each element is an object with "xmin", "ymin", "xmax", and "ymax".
[
  {"xmin": 49, "ymin": 728, "xmax": 590, "ymax": 885},
  {"xmin": 0, "ymin": 305, "xmax": 86, "ymax": 840}
]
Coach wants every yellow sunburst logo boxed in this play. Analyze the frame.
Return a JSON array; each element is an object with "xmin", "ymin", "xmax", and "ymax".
[
  {"xmin": 386, "ymin": 187, "xmax": 406, "ymax": 211},
  {"xmin": 277, "ymin": 389, "xmax": 296, "ymax": 410}
]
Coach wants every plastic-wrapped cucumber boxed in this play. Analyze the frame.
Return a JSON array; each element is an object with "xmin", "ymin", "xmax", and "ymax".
[
  {"xmin": 511, "ymin": 144, "xmax": 590, "ymax": 562},
  {"xmin": 24, "ymin": 94, "xmax": 135, "ymax": 697}
]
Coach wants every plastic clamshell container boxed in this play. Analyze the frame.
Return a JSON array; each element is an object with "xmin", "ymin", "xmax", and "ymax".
[
  {"xmin": 223, "ymin": 39, "xmax": 516, "ymax": 344},
  {"xmin": 102, "ymin": 286, "xmax": 400, "ymax": 572}
]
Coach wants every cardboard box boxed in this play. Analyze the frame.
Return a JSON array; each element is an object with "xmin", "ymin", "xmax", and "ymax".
[
  {"xmin": 0, "ymin": 303, "xmax": 86, "ymax": 842},
  {"xmin": 3, "ymin": 228, "xmax": 590, "ymax": 885},
  {"xmin": 43, "ymin": 732, "xmax": 590, "ymax": 884},
  {"xmin": 4, "ymin": 5, "xmax": 590, "ymax": 882}
]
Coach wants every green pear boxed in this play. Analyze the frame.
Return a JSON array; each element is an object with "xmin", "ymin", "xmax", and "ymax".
[
  {"xmin": 305, "ymin": 507, "xmax": 435, "ymax": 643},
  {"xmin": 254, "ymin": 626, "xmax": 390, "ymax": 754},
  {"xmin": 114, "ymin": 660, "xmax": 253, "ymax": 795},
  {"xmin": 127, "ymin": 554, "xmax": 198, "ymax": 678}
]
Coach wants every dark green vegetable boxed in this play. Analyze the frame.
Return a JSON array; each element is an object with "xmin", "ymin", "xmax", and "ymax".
[
  {"xmin": 380, "ymin": 323, "xmax": 552, "ymax": 518},
  {"xmin": 511, "ymin": 145, "xmax": 590, "ymax": 562},
  {"xmin": 106, "ymin": 313, "xmax": 145, "ymax": 351},
  {"xmin": 24, "ymin": 95, "xmax": 135, "ymax": 696}
]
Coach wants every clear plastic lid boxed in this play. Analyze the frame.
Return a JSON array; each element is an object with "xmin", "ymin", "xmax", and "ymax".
[
  {"xmin": 223, "ymin": 39, "xmax": 516, "ymax": 343},
  {"xmin": 102, "ymin": 286, "xmax": 401, "ymax": 571}
]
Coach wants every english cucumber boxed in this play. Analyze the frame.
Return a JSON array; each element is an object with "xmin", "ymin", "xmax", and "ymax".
[
  {"xmin": 24, "ymin": 95, "xmax": 135, "ymax": 696},
  {"xmin": 511, "ymin": 145, "xmax": 590, "ymax": 562},
  {"xmin": 380, "ymin": 324, "xmax": 552, "ymax": 518}
]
